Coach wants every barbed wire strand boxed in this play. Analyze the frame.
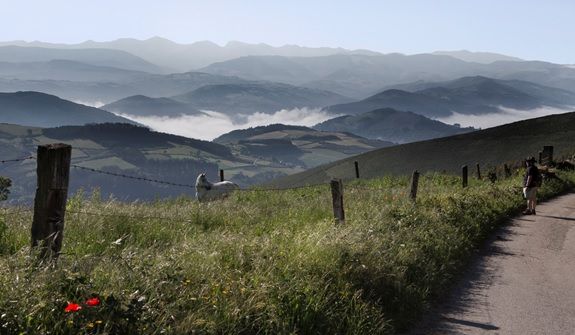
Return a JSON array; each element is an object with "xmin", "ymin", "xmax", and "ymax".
[
  {"xmin": 0, "ymin": 156, "xmax": 36, "ymax": 164},
  {"xmin": 71, "ymin": 163, "xmax": 330, "ymax": 192},
  {"xmin": 71, "ymin": 164, "xmax": 198, "ymax": 189}
]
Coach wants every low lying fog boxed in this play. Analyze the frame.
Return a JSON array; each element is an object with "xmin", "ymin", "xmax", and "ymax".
[
  {"xmin": 435, "ymin": 106, "xmax": 574, "ymax": 129},
  {"xmin": 117, "ymin": 107, "xmax": 336, "ymax": 141}
]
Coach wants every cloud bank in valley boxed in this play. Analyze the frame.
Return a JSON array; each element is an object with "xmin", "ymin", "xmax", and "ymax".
[
  {"xmin": 435, "ymin": 106, "xmax": 574, "ymax": 129},
  {"xmin": 117, "ymin": 107, "xmax": 336, "ymax": 141},
  {"xmin": 73, "ymin": 100, "xmax": 106, "ymax": 108}
]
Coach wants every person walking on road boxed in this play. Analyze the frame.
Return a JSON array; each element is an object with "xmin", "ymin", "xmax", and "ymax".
[{"xmin": 523, "ymin": 156, "xmax": 540, "ymax": 215}]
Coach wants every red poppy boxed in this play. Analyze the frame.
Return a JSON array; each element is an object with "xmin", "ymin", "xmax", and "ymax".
[
  {"xmin": 64, "ymin": 302, "xmax": 82, "ymax": 312},
  {"xmin": 85, "ymin": 297, "xmax": 101, "ymax": 307}
]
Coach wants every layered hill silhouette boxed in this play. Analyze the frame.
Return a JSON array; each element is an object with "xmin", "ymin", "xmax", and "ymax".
[
  {"xmin": 0, "ymin": 71, "xmax": 251, "ymax": 104},
  {"xmin": 0, "ymin": 46, "xmax": 163, "ymax": 73},
  {"xmin": 268, "ymin": 111, "xmax": 575, "ymax": 188},
  {"xmin": 313, "ymin": 108, "xmax": 475, "ymax": 143},
  {"xmin": 325, "ymin": 76, "xmax": 575, "ymax": 118},
  {"xmin": 200, "ymin": 54, "xmax": 575, "ymax": 98},
  {"xmin": 0, "ymin": 38, "xmax": 381, "ymax": 71},
  {"xmin": 0, "ymin": 91, "xmax": 136, "ymax": 127},
  {"xmin": 171, "ymin": 83, "xmax": 350, "ymax": 115},
  {"xmin": 0, "ymin": 60, "xmax": 151, "ymax": 82},
  {"xmin": 431, "ymin": 50, "xmax": 522, "ymax": 64},
  {"xmin": 103, "ymin": 95, "xmax": 205, "ymax": 117},
  {"xmin": 214, "ymin": 123, "xmax": 392, "ymax": 168},
  {"xmin": 104, "ymin": 82, "xmax": 350, "ymax": 118}
]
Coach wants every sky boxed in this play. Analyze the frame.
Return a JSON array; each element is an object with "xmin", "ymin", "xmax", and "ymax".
[{"xmin": 1, "ymin": 0, "xmax": 574, "ymax": 64}]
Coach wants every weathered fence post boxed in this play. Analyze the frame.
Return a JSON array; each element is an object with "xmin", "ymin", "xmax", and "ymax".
[
  {"xmin": 31, "ymin": 143, "xmax": 71, "ymax": 260},
  {"xmin": 476, "ymin": 163, "xmax": 481, "ymax": 180},
  {"xmin": 504, "ymin": 164, "xmax": 511, "ymax": 178},
  {"xmin": 330, "ymin": 179, "xmax": 345, "ymax": 224},
  {"xmin": 538, "ymin": 151, "xmax": 543, "ymax": 164},
  {"xmin": 354, "ymin": 161, "xmax": 360, "ymax": 179},
  {"xmin": 462, "ymin": 165, "xmax": 468, "ymax": 188},
  {"xmin": 542, "ymin": 146, "xmax": 554, "ymax": 165},
  {"xmin": 410, "ymin": 170, "xmax": 420, "ymax": 202}
]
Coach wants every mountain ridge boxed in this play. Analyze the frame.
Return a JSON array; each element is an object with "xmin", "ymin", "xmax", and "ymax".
[
  {"xmin": 0, "ymin": 91, "xmax": 137, "ymax": 127},
  {"xmin": 325, "ymin": 76, "xmax": 575, "ymax": 118},
  {"xmin": 313, "ymin": 108, "xmax": 475, "ymax": 143}
]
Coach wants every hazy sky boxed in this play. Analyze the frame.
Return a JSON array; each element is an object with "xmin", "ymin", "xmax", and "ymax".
[{"xmin": 2, "ymin": 0, "xmax": 573, "ymax": 63}]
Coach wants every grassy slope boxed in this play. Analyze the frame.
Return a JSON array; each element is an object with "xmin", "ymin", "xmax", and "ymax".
[
  {"xmin": 268, "ymin": 111, "xmax": 575, "ymax": 189},
  {"xmin": 1, "ymin": 169, "xmax": 574, "ymax": 334}
]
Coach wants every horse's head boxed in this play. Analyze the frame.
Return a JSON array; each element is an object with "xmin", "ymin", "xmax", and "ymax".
[
  {"xmin": 196, "ymin": 173, "xmax": 204, "ymax": 184},
  {"xmin": 195, "ymin": 173, "xmax": 210, "ymax": 189}
]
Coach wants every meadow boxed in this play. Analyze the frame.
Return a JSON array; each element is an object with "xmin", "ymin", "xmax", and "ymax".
[{"xmin": 1, "ymin": 170, "xmax": 574, "ymax": 334}]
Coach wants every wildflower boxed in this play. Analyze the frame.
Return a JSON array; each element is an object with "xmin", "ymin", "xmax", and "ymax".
[
  {"xmin": 64, "ymin": 302, "xmax": 82, "ymax": 313},
  {"xmin": 95, "ymin": 320, "xmax": 103, "ymax": 325},
  {"xmin": 85, "ymin": 297, "xmax": 101, "ymax": 307}
]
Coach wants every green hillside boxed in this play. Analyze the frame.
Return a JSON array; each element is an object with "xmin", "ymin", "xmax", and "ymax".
[
  {"xmin": 0, "ymin": 122, "xmax": 389, "ymax": 202},
  {"xmin": 269, "ymin": 111, "xmax": 575, "ymax": 188},
  {"xmin": 214, "ymin": 124, "xmax": 392, "ymax": 169},
  {"xmin": 2, "ymin": 165, "xmax": 574, "ymax": 334}
]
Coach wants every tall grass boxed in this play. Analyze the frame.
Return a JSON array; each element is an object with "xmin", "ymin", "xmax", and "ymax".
[{"xmin": 0, "ymin": 171, "xmax": 574, "ymax": 334}]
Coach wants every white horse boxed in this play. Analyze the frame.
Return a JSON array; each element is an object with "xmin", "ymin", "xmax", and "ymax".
[{"xmin": 195, "ymin": 173, "xmax": 239, "ymax": 202}]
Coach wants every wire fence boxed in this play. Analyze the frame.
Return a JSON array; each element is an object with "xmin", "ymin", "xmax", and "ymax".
[
  {"xmin": 0, "ymin": 156, "xmax": 36, "ymax": 164},
  {"xmin": 71, "ymin": 164, "xmax": 198, "ymax": 189},
  {"xmin": 1, "ymin": 147, "xmax": 566, "ymax": 222},
  {"xmin": 0, "ymin": 154, "xmax": 533, "ymax": 201}
]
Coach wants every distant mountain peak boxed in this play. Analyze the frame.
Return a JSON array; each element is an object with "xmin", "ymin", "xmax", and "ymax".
[{"xmin": 432, "ymin": 50, "xmax": 523, "ymax": 64}]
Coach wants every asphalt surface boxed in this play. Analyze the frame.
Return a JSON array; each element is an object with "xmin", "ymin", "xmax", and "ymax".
[{"xmin": 409, "ymin": 192, "xmax": 575, "ymax": 335}]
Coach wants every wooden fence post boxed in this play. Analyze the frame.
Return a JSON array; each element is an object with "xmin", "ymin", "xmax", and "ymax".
[
  {"xmin": 476, "ymin": 163, "xmax": 481, "ymax": 180},
  {"xmin": 538, "ymin": 151, "xmax": 542, "ymax": 164},
  {"xmin": 330, "ymin": 179, "xmax": 345, "ymax": 224},
  {"xmin": 462, "ymin": 165, "xmax": 468, "ymax": 188},
  {"xmin": 354, "ymin": 161, "xmax": 360, "ymax": 179},
  {"xmin": 31, "ymin": 143, "xmax": 71, "ymax": 260},
  {"xmin": 219, "ymin": 169, "xmax": 224, "ymax": 182},
  {"xmin": 410, "ymin": 170, "xmax": 420, "ymax": 202},
  {"xmin": 542, "ymin": 146, "xmax": 554, "ymax": 165}
]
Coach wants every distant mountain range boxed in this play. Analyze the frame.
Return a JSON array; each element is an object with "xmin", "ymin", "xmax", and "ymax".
[
  {"xmin": 0, "ymin": 71, "xmax": 251, "ymax": 104},
  {"xmin": 2, "ymin": 39, "xmax": 575, "ymax": 105},
  {"xmin": 0, "ymin": 91, "xmax": 135, "ymax": 127},
  {"xmin": 200, "ymin": 54, "xmax": 575, "ymax": 98},
  {"xmin": 0, "ymin": 59, "xmax": 151, "ymax": 82},
  {"xmin": 103, "ymin": 82, "xmax": 350, "ymax": 118},
  {"xmin": 314, "ymin": 108, "xmax": 475, "ymax": 143},
  {"xmin": 2, "ymin": 38, "xmax": 575, "ymax": 154},
  {"xmin": 0, "ymin": 37, "xmax": 381, "ymax": 71},
  {"xmin": 325, "ymin": 76, "xmax": 575, "ymax": 118},
  {"xmin": 171, "ymin": 83, "xmax": 350, "ymax": 115},
  {"xmin": 0, "ymin": 46, "xmax": 163, "ymax": 73},
  {"xmin": 431, "ymin": 50, "xmax": 523, "ymax": 64}
]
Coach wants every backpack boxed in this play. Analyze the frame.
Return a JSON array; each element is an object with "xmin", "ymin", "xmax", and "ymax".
[{"xmin": 532, "ymin": 167, "xmax": 543, "ymax": 187}]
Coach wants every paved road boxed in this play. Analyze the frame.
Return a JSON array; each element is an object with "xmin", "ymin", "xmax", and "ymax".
[{"xmin": 410, "ymin": 192, "xmax": 575, "ymax": 335}]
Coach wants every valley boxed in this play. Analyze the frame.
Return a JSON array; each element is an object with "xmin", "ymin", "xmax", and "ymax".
[{"xmin": 2, "ymin": 3, "xmax": 575, "ymax": 333}]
